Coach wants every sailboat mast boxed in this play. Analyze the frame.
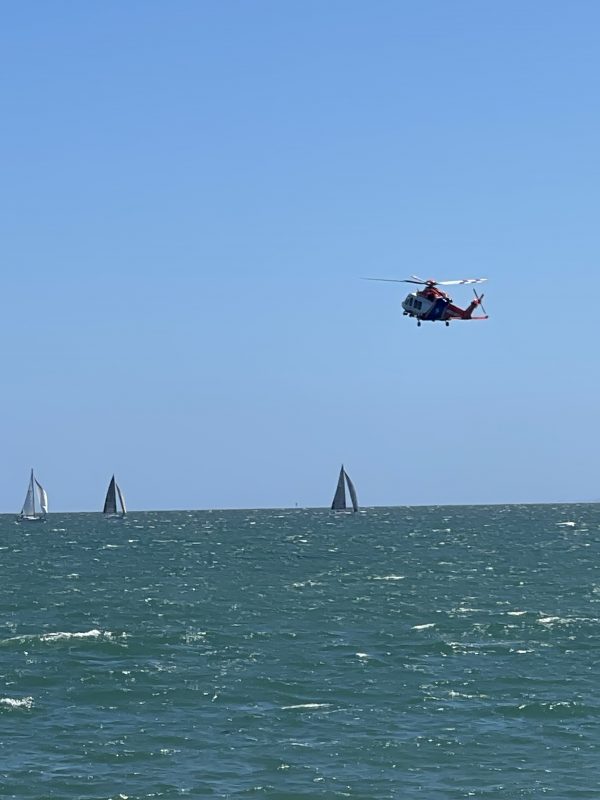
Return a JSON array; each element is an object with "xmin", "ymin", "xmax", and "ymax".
[{"xmin": 31, "ymin": 469, "xmax": 35, "ymax": 517}]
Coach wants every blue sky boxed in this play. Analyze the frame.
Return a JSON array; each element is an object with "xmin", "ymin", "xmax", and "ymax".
[{"xmin": 1, "ymin": 1, "xmax": 599, "ymax": 510}]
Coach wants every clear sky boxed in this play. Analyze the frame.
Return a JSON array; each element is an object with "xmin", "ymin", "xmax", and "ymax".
[{"xmin": 1, "ymin": 1, "xmax": 599, "ymax": 511}]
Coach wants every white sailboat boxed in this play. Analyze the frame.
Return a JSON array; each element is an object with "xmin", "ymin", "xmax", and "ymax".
[
  {"xmin": 103, "ymin": 475, "xmax": 126, "ymax": 518},
  {"xmin": 19, "ymin": 469, "xmax": 48, "ymax": 522}
]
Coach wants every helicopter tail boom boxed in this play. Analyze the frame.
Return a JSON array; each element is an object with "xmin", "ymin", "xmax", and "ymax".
[{"xmin": 459, "ymin": 291, "xmax": 487, "ymax": 319}]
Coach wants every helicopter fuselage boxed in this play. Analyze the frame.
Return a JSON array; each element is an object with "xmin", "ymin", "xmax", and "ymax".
[
  {"xmin": 402, "ymin": 291, "xmax": 448, "ymax": 321},
  {"xmin": 402, "ymin": 288, "xmax": 482, "ymax": 324}
]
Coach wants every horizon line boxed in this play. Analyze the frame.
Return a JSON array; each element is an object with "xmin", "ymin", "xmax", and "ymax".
[{"xmin": 2, "ymin": 499, "xmax": 599, "ymax": 515}]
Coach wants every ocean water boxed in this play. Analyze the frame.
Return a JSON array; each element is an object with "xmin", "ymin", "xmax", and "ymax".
[{"xmin": 1, "ymin": 505, "xmax": 599, "ymax": 799}]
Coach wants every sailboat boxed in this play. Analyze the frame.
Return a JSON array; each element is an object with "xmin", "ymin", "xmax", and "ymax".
[
  {"xmin": 331, "ymin": 464, "xmax": 359, "ymax": 513},
  {"xmin": 103, "ymin": 475, "xmax": 127, "ymax": 518},
  {"xmin": 19, "ymin": 469, "xmax": 48, "ymax": 522}
]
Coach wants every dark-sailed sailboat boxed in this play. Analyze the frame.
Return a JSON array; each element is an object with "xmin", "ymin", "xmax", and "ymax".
[
  {"xmin": 331, "ymin": 465, "xmax": 359, "ymax": 513},
  {"xmin": 103, "ymin": 475, "xmax": 127, "ymax": 518}
]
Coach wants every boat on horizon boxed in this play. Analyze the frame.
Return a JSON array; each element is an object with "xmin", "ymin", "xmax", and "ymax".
[
  {"xmin": 331, "ymin": 464, "xmax": 359, "ymax": 513},
  {"xmin": 19, "ymin": 469, "xmax": 48, "ymax": 522},
  {"xmin": 103, "ymin": 475, "xmax": 127, "ymax": 518}
]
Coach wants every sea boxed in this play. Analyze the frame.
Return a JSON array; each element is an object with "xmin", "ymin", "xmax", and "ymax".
[{"xmin": 1, "ymin": 504, "xmax": 599, "ymax": 799}]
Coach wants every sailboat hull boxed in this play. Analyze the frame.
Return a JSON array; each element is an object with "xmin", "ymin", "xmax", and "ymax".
[{"xmin": 18, "ymin": 515, "xmax": 46, "ymax": 523}]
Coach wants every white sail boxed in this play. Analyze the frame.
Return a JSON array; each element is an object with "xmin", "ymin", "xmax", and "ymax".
[
  {"xmin": 116, "ymin": 484, "xmax": 127, "ymax": 515},
  {"xmin": 35, "ymin": 480, "xmax": 48, "ymax": 514},
  {"xmin": 19, "ymin": 470, "xmax": 47, "ymax": 520},
  {"xmin": 21, "ymin": 480, "xmax": 35, "ymax": 517}
]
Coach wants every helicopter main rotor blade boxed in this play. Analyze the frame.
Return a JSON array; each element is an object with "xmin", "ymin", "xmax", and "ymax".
[
  {"xmin": 361, "ymin": 277, "xmax": 425, "ymax": 285},
  {"xmin": 437, "ymin": 278, "xmax": 487, "ymax": 286}
]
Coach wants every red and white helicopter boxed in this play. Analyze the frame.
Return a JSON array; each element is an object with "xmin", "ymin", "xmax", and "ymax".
[{"xmin": 364, "ymin": 275, "xmax": 488, "ymax": 327}]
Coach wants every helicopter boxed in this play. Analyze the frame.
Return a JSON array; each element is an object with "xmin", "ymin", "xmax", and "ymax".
[{"xmin": 364, "ymin": 275, "xmax": 488, "ymax": 327}]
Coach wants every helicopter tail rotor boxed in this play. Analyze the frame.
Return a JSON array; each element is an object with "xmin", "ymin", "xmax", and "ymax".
[{"xmin": 473, "ymin": 289, "xmax": 488, "ymax": 316}]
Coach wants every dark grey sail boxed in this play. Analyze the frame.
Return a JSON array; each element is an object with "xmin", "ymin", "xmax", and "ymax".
[
  {"xmin": 344, "ymin": 470, "xmax": 359, "ymax": 513},
  {"xmin": 103, "ymin": 476, "xmax": 117, "ymax": 515},
  {"xmin": 331, "ymin": 465, "xmax": 347, "ymax": 511}
]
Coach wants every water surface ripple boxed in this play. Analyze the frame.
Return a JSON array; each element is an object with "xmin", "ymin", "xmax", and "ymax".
[{"xmin": 1, "ymin": 505, "xmax": 599, "ymax": 798}]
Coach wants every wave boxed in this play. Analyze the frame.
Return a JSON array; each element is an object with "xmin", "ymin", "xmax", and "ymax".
[
  {"xmin": 0, "ymin": 696, "xmax": 33, "ymax": 710},
  {"xmin": 40, "ymin": 629, "xmax": 109, "ymax": 642},
  {"xmin": 537, "ymin": 615, "xmax": 600, "ymax": 626},
  {"xmin": 500, "ymin": 700, "xmax": 595, "ymax": 719},
  {"xmin": 1, "ymin": 629, "xmax": 124, "ymax": 646}
]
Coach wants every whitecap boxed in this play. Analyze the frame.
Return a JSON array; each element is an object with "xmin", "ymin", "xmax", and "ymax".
[
  {"xmin": 291, "ymin": 580, "xmax": 321, "ymax": 589},
  {"xmin": 40, "ymin": 629, "xmax": 110, "ymax": 642},
  {"xmin": 371, "ymin": 575, "xmax": 405, "ymax": 581},
  {"xmin": 448, "ymin": 690, "xmax": 488, "ymax": 700},
  {"xmin": 2, "ymin": 629, "xmax": 125, "ymax": 646},
  {"xmin": 281, "ymin": 703, "xmax": 331, "ymax": 710},
  {"xmin": 184, "ymin": 630, "xmax": 207, "ymax": 643},
  {"xmin": 0, "ymin": 696, "xmax": 33, "ymax": 710},
  {"xmin": 412, "ymin": 623, "xmax": 436, "ymax": 631}
]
